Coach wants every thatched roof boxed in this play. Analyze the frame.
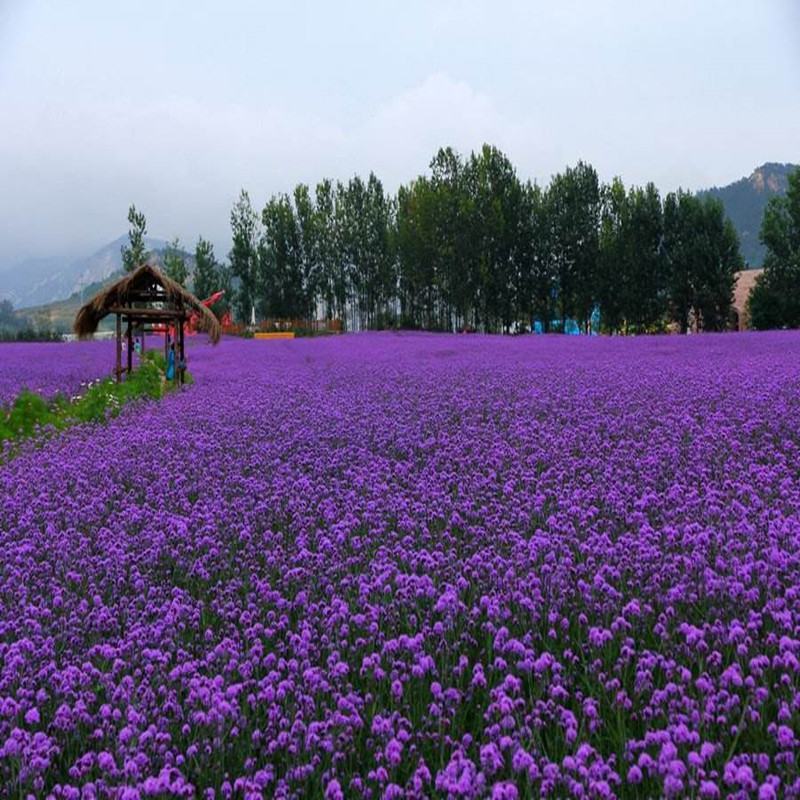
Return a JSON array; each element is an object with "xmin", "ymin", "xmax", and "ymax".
[{"xmin": 74, "ymin": 263, "xmax": 222, "ymax": 344}]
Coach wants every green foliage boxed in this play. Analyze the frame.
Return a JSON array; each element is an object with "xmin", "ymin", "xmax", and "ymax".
[
  {"xmin": 747, "ymin": 278, "xmax": 787, "ymax": 330},
  {"xmin": 259, "ymin": 193, "xmax": 306, "ymax": 320},
  {"xmin": 749, "ymin": 167, "xmax": 800, "ymax": 329},
  {"xmin": 546, "ymin": 161, "xmax": 601, "ymax": 330},
  {"xmin": 663, "ymin": 192, "xmax": 741, "ymax": 332},
  {"xmin": 0, "ymin": 390, "xmax": 63, "ymax": 440},
  {"xmin": 214, "ymin": 265, "xmax": 233, "ymax": 318},
  {"xmin": 469, "ymin": 145, "xmax": 528, "ymax": 331},
  {"xmin": 193, "ymin": 237, "xmax": 218, "ymax": 300},
  {"xmin": 121, "ymin": 205, "xmax": 149, "ymax": 273},
  {"xmin": 396, "ymin": 176, "xmax": 440, "ymax": 329},
  {"xmin": 314, "ymin": 178, "xmax": 340, "ymax": 321},
  {"xmin": 226, "ymin": 145, "xmax": 746, "ymax": 334},
  {"xmin": 598, "ymin": 181, "xmax": 665, "ymax": 334},
  {"xmin": 229, "ymin": 190, "xmax": 260, "ymax": 324},
  {"xmin": 193, "ymin": 237, "xmax": 232, "ymax": 320},
  {"xmin": 0, "ymin": 354, "xmax": 190, "ymax": 450},
  {"xmin": 337, "ymin": 173, "xmax": 396, "ymax": 330},
  {"xmin": 163, "ymin": 237, "xmax": 188, "ymax": 286},
  {"xmin": 525, "ymin": 182, "xmax": 556, "ymax": 332}
]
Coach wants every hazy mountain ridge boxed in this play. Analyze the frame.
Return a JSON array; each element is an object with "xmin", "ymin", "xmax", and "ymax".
[
  {"xmin": 0, "ymin": 236, "xmax": 177, "ymax": 309},
  {"xmin": 698, "ymin": 162, "xmax": 798, "ymax": 267}
]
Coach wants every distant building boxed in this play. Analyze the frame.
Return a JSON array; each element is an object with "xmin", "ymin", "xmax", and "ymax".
[{"xmin": 732, "ymin": 268, "xmax": 764, "ymax": 331}]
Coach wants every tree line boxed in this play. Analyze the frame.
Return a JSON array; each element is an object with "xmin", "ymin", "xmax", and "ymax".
[
  {"xmin": 123, "ymin": 146, "xmax": 800, "ymax": 334},
  {"xmin": 227, "ymin": 145, "xmax": 743, "ymax": 333}
]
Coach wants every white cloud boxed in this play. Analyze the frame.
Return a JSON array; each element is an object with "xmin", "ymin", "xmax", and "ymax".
[{"xmin": 2, "ymin": 74, "xmax": 538, "ymax": 264}]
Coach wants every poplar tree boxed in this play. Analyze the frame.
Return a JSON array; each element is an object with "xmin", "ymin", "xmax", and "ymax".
[
  {"xmin": 121, "ymin": 205, "xmax": 148, "ymax": 273},
  {"xmin": 163, "ymin": 237, "xmax": 188, "ymax": 286},
  {"xmin": 229, "ymin": 190, "xmax": 260, "ymax": 323},
  {"xmin": 193, "ymin": 237, "xmax": 219, "ymax": 301}
]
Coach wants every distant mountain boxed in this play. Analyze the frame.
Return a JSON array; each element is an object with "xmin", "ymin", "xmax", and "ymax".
[
  {"xmin": 13, "ymin": 272, "xmax": 126, "ymax": 334},
  {"xmin": 0, "ymin": 235, "xmax": 178, "ymax": 309},
  {"xmin": 0, "ymin": 254, "xmax": 74, "ymax": 310},
  {"xmin": 699, "ymin": 162, "xmax": 798, "ymax": 267}
]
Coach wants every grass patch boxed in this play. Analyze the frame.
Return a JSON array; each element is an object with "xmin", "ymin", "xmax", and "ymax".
[{"xmin": 0, "ymin": 351, "xmax": 191, "ymax": 449}]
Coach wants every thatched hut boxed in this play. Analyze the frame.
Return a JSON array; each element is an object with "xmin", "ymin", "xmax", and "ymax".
[{"xmin": 74, "ymin": 264, "xmax": 221, "ymax": 383}]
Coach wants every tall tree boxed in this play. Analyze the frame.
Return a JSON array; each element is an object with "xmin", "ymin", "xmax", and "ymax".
[
  {"xmin": 335, "ymin": 175, "xmax": 395, "ymax": 329},
  {"xmin": 193, "ymin": 237, "xmax": 219, "ymax": 302},
  {"xmin": 663, "ymin": 190, "xmax": 700, "ymax": 333},
  {"xmin": 338, "ymin": 176, "xmax": 369, "ymax": 329},
  {"xmin": 664, "ymin": 191, "xmax": 741, "ymax": 332},
  {"xmin": 527, "ymin": 182, "xmax": 557, "ymax": 332},
  {"xmin": 547, "ymin": 162, "xmax": 601, "ymax": 331},
  {"xmin": 328, "ymin": 182, "xmax": 352, "ymax": 327},
  {"xmin": 229, "ymin": 190, "xmax": 260, "ymax": 323},
  {"xmin": 627, "ymin": 183, "xmax": 666, "ymax": 331},
  {"xmin": 121, "ymin": 205, "xmax": 148, "ymax": 273},
  {"xmin": 163, "ymin": 237, "xmax": 188, "ymax": 286},
  {"xmin": 396, "ymin": 177, "xmax": 438, "ymax": 329},
  {"xmin": 214, "ymin": 264, "xmax": 234, "ymax": 319},
  {"xmin": 260, "ymin": 194, "xmax": 304, "ymax": 319},
  {"xmin": 598, "ymin": 180, "xmax": 665, "ymax": 333},
  {"xmin": 693, "ymin": 198, "xmax": 741, "ymax": 331},
  {"xmin": 597, "ymin": 177, "xmax": 629, "ymax": 333},
  {"xmin": 748, "ymin": 167, "xmax": 800, "ymax": 329},
  {"xmin": 293, "ymin": 183, "xmax": 320, "ymax": 321},
  {"xmin": 363, "ymin": 173, "xmax": 396, "ymax": 329},
  {"xmin": 429, "ymin": 147, "xmax": 474, "ymax": 330},
  {"xmin": 314, "ymin": 179, "xmax": 340, "ymax": 322},
  {"xmin": 466, "ymin": 145, "xmax": 526, "ymax": 332}
]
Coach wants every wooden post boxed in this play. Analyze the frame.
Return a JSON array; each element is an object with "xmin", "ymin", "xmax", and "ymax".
[
  {"xmin": 115, "ymin": 313, "xmax": 122, "ymax": 383},
  {"xmin": 126, "ymin": 318, "xmax": 133, "ymax": 377},
  {"xmin": 178, "ymin": 317, "xmax": 186, "ymax": 385}
]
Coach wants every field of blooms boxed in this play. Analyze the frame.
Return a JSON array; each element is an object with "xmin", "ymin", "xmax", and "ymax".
[
  {"xmin": 0, "ymin": 340, "xmax": 114, "ymax": 406},
  {"xmin": 1, "ymin": 331, "xmax": 800, "ymax": 799}
]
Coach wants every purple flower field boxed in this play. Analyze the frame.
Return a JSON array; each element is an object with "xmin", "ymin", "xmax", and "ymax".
[
  {"xmin": 1, "ymin": 332, "xmax": 800, "ymax": 798},
  {"xmin": 0, "ymin": 341, "xmax": 115, "ymax": 406}
]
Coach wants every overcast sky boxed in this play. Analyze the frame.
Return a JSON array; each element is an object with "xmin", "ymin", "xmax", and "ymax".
[{"xmin": 0, "ymin": 0, "xmax": 798, "ymax": 267}]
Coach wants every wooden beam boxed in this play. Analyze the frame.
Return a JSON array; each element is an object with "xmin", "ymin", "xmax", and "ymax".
[
  {"xmin": 178, "ymin": 322, "xmax": 185, "ymax": 385},
  {"xmin": 107, "ymin": 306, "xmax": 185, "ymax": 319},
  {"xmin": 115, "ymin": 313, "xmax": 122, "ymax": 383},
  {"xmin": 126, "ymin": 321, "xmax": 133, "ymax": 375},
  {"xmin": 125, "ymin": 290, "xmax": 169, "ymax": 301}
]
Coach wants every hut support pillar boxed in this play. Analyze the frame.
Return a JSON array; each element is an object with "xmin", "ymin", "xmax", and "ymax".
[
  {"xmin": 178, "ymin": 318, "xmax": 185, "ymax": 385},
  {"xmin": 126, "ymin": 319, "xmax": 133, "ymax": 377},
  {"xmin": 115, "ymin": 313, "xmax": 122, "ymax": 383}
]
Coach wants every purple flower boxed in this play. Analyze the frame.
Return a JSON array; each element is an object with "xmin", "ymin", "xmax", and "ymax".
[
  {"xmin": 23, "ymin": 709, "xmax": 40, "ymax": 727},
  {"xmin": 1, "ymin": 332, "xmax": 800, "ymax": 796}
]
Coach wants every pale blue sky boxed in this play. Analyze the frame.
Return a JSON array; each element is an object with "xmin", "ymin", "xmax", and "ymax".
[{"xmin": 0, "ymin": 0, "xmax": 798, "ymax": 266}]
